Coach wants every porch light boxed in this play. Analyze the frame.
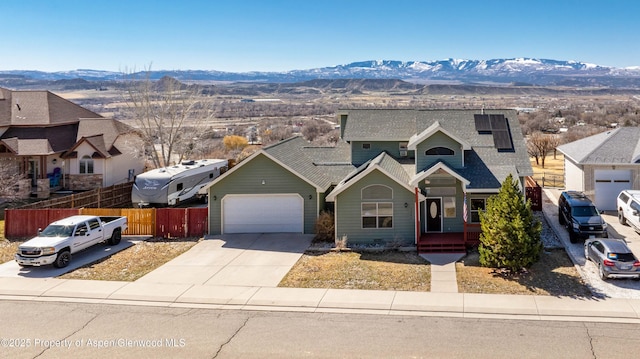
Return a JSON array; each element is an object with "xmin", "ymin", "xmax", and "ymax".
[
  {"xmin": 52, "ymin": 159, "xmax": 57, "ymax": 164},
  {"xmin": 212, "ymin": 195, "xmax": 217, "ymax": 201},
  {"xmin": 404, "ymin": 202, "xmax": 408, "ymax": 208},
  {"xmin": 261, "ymin": 179, "xmax": 266, "ymax": 185},
  {"xmin": 309, "ymin": 194, "xmax": 313, "ymax": 200}
]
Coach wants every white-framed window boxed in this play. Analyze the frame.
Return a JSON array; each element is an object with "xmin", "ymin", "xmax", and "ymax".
[
  {"xmin": 362, "ymin": 202, "xmax": 393, "ymax": 228},
  {"xmin": 79, "ymin": 155, "xmax": 94, "ymax": 174},
  {"xmin": 444, "ymin": 197, "xmax": 456, "ymax": 218},
  {"xmin": 361, "ymin": 184, "xmax": 393, "ymax": 228},
  {"xmin": 470, "ymin": 198, "xmax": 486, "ymax": 223}
]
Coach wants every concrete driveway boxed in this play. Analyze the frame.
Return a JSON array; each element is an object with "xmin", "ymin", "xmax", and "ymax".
[
  {"xmin": 0, "ymin": 238, "xmax": 138, "ymax": 278},
  {"xmin": 136, "ymin": 233, "xmax": 313, "ymax": 287},
  {"xmin": 543, "ymin": 189, "xmax": 640, "ymax": 298}
]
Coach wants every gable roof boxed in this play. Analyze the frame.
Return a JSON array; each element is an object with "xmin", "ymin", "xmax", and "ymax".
[
  {"xmin": 410, "ymin": 161, "xmax": 471, "ymax": 188},
  {"xmin": 326, "ymin": 152, "xmax": 424, "ymax": 202},
  {"xmin": 557, "ymin": 127, "xmax": 640, "ymax": 164},
  {"xmin": 203, "ymin": 136, "xmax": 355, "ymax": 193},
  {"xmin": 407, "ymin": 120, "xmax": 472, "ymax": 151}
]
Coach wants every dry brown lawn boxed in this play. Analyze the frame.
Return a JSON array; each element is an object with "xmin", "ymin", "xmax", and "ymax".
[
  {"xmin": 0, "ymin": 220, "xmax": 24, "ymax": 264},
  {"xmin": 58, "ymin": 238, "xmax": 199, "ymax": 281},
  {"xmin": 279, "ymin": 250, "xmax": 431, "ymax": 291},
  {"xmin": 530, "ymin": 153, "xmax": 565, "ymax": 187},
  {"xmin": 456, "ymin": 249, "xmax": 591, "ymax": 297}
]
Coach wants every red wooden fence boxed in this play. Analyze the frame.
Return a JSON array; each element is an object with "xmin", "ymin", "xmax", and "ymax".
[{"xmin": 4, "ymin": 207, "xmax": 208, "ymax": 240}]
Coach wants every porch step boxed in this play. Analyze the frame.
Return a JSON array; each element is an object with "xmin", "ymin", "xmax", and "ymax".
[{"xmin": 417, "ymin": 242, "xmax": 466, "ymax": 254}]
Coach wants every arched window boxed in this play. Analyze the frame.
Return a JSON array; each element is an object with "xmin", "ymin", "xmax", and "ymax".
[
  {"xmin": 425, "ymin": 147, "xmax": 454, "ymax": 156},
  {"xmin": 79, "ymin": 155, "xmax": 94, "ymax": 174},
  {"xmin": 362, "ymin": 185, "xmax": 392, "ymax": 200}
]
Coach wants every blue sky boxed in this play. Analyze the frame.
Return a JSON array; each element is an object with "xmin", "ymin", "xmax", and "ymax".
[{"xmin": 3, "ymin": 0, "xmax": 639, "ymax": 72}]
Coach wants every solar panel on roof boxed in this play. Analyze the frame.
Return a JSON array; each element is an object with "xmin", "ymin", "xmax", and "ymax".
[
  {"xmin": 489, "ymin": 114, "xmax": 507, "ymax": 130},
  {"xmin": 474, "ymin": 114, "xmax": 491, "ymax": 133},
  {"xmin": 493, "ymin": 130, "xmax": 513, "ymax": 150}
]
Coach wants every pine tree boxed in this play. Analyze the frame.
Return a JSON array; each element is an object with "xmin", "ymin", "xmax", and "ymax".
[{"xmin": 478, "ymin": 174, "xmax": 542, "ymax": 272}]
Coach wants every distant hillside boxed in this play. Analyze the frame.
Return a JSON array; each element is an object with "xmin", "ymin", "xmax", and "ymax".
[{"xmin": 2, "ymin": 57, "xmax": 640, "ymax": 89}]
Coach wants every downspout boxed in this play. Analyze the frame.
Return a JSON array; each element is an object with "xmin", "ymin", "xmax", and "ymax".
[{"xmin": 415, "ymin": 187, "xmax": 420, "ymax": 245}]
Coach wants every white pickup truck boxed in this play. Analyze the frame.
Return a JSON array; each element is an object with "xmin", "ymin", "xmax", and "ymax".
[
  {"xmin": 617, "ymin": 190, "xmax": 640, "ymax": 233},
  {"xmin": 15, "ymin": 215, "xmax": 128, "ymax": 268}
]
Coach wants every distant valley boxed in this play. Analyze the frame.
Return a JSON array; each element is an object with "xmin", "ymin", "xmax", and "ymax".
[{"xmin": 2, "ymin": 58, "xmax": 640, "ymax": 90}]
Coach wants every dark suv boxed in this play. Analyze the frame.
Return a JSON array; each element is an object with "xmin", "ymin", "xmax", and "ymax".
[{"xmin": 558, "ymin": 191, "xmax": 608, "ymax": 243}]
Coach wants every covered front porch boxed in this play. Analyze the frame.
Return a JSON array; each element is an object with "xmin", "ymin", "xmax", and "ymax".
[{"xmin": 417, "ymin": 223, "xmax": 481, "ymax": 253}]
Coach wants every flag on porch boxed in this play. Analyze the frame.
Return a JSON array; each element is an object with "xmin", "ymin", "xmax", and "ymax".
[{"xmin": 463, "ymin": 193, "xmax": 468, "ymax": 223}]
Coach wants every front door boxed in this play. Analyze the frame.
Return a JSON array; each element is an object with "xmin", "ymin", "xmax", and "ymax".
[
  {"xmin": 426, "ymin": 198, "xmax": 442, "ymax": 232},
  {"xmin": 28, "ymin": 159, "xmax": 38, "ymax": 187}
]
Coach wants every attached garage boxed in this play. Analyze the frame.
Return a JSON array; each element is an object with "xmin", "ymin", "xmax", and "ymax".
[
  {"xmin": 222, "ymin": 194, "xmax": 304, "ymax": 233},
  {"xmin": 594, "ymin": 169, "xmax": 631, "ymax": 211}
]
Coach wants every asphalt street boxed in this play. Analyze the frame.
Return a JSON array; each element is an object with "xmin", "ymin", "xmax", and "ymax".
[{"xmin": 1, "ymin": 300, "xmax": 640, "ymax": 359}]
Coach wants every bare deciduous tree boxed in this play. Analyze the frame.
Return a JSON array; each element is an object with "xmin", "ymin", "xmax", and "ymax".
[
  {"xmin": 125, "ymin": 70, "xmax": 215, "ymax": 168},
  {"xmin": 527, "ymin": 131, "xmax": 554, "ymax": 168},
  {"xmin": 301, "ymin": 118, "xmax": 333, "ymax": 142},
  {"xmin": 0, "ymin": 158, "xmax": 24, "ymax": 200}
]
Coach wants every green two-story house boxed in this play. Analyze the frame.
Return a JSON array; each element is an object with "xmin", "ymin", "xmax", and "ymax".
[{"xmin": 203, "ymin": 109, "xmax": 532, "ymax": 252}]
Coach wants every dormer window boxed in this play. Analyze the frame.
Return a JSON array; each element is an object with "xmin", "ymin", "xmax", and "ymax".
[{"xmin": 425, "ymin": 147, "xmax": 454, "ymax": 156}]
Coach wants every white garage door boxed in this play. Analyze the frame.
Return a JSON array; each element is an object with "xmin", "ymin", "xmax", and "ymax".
[
  {"xmin": 594, "ymin": 170, "xmax": 631, "ymax": 211},
  {"xmin": 222, "ymin": 194, "xmax": 304, "ymax": 233}
]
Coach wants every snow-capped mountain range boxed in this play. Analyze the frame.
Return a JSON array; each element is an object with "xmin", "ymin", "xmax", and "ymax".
[{"xmin": 2, "ymin": 58, "xmax": 640, "ymax": 87}]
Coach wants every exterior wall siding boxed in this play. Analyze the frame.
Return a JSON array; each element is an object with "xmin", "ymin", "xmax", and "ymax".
[
  {"xmin": 415, "ymin": 132, "xmax": 463, "ymax": 171},
  {"xmin": 108, "ymin": 134, "xmax": 145, "ymax": 186},
  {"xmin": 564, "ymin": 158, "xmax": 585, "ymax": 191},
  {"xmin": 207, "ymin": 154, "xmax": 318, "ymax": 234},
  {"xmin": 334, "ymin": 169, "xmax": 415, "ymax": 245},
  {"xmin": 351, "ymin": 141, "xmax": 413, "ymax": 166}
]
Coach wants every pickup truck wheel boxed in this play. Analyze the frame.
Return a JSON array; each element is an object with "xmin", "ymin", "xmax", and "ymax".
[
  {"xmin": 53, "ymin": 250, "xmax": 71, "ymax": 268},
  {"xmin": 108, "ymin": 229, "xmax": 121, "ymax": 246},
  {"xmin": 558, "ymin": 209, "xmax": 565, "ymax": 225},
  {"xmin": 618, "ymin": 211, "xmax": 627, "ymax": 225}
]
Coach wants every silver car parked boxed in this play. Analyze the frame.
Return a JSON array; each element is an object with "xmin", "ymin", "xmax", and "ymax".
[{"xmin": 584, "ymin": 238, "xmax": 640, "ymax": 280}]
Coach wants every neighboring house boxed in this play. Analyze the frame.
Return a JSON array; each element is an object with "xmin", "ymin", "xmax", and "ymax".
[
  {"xmin": 557, "ymin": 127, "xmax": 640, "ymax": 211},
  {"xmin": 0, "ymin": 87, "xmax": 145, "ymax": 198},
  {"xmin": 204, "ymin": 109, "xmax": 532, "ymax": 252}
]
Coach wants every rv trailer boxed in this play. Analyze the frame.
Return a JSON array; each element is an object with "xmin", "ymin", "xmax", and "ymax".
[{"xmin": 132, "ymin": 159, "xmax": 228, "ymax": 207}]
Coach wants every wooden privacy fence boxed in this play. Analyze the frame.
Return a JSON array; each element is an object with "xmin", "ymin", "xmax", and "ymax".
[
  {"xmin": 18, "ymin": 183, "xmax": 134, "ymax": 209},
  {"xmin": 525, "ymin": 176, "xmax": 542, "ymax": 211},
  {"xmin": 4, "ymin": 207, "xmax": 208, "ymax": 239}
]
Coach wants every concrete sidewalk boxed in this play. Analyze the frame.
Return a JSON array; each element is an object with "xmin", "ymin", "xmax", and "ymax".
[
  {"xmin": 2, "ymin": 222, "xmax": 640, "ymax": 323},
  {"xmin": 1, "ymin": 276, "xmax": 640, "ymax": 323}
]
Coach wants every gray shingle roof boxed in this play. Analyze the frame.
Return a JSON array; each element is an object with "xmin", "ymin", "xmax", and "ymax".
[
  {"xmin": 0, "ymin": 124, "xmax": 78, "ymax": 154},
  {"xmin": 1, "ymin": 88, "xmax": 103, "ymax": 126},
  {"xmin": 341, "ymin": 109, "xmax": 418, "ymax": 141},
  {"xmin": 340, "ymin": 109, "xmax": 532, "ymax": 187},
  {"xmin": 263, "ymin": 136, "xmax": 354, "ymax": 190},
  {"xmin": 557, "ymin": 127, "xmax": 640, "ymax": 164}
]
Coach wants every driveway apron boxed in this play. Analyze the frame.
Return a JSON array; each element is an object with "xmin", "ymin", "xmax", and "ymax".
[{"xmin": 136, "ymin": 233, "xmax": 313, "ymax": 287}]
